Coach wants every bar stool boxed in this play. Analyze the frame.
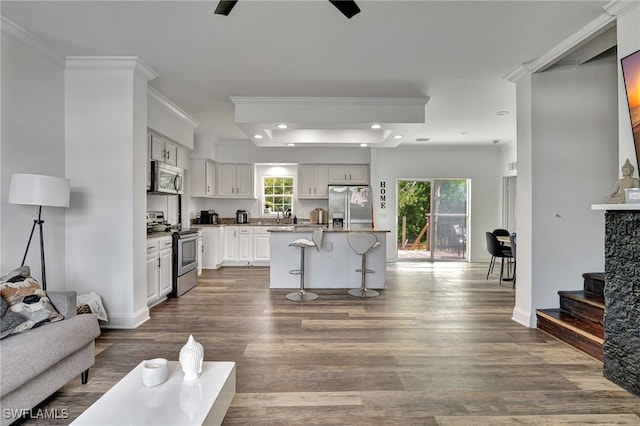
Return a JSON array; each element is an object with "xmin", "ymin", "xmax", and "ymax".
[
  {"xmin": 347, "ymin": 232, "xmax": 380, "ymax": 298},
  {"xmin": 286, "ymin": 229, "xmax": 323, "ymax": 302}
]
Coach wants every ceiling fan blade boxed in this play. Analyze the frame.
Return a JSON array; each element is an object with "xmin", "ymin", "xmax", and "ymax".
[
  {"xmin": 214, "ymin": 0, "xmax": 238, "ymax": 16},
  {"xmin": 328, "ymin": 0, "xmax": 361, "ymax": 19}
]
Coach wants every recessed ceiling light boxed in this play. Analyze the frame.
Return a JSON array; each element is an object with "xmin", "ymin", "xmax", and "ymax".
[
  {"xmin": 393, "ymin": 135, "xmax": 403, "ymax": 140},
  {"xmin": 370, "ymin": 124, "xmax": 381, "ymax": 129},
  {"xmin": 254, "ymin": 134, "xmax": 263, "ymax": 139},
  {"xmin": 360, "ymin": 143, "xmax": 368, "ymax": 147},
  {"xmin": 460, "ymin": 131, "xmax": 470, "ymax": 135},
  {"xmin": 493, "ymin": 139, "xmax": 500, "ymax": 144},
  {"xmin": 415, "ymin": 138, "xmax": 430, "ymax": 142},
  {"xmin": 287, "ymin": 143, "xmax": 295, "ymax": 147},
  {"xmin": 277, "ymin": 124, "xmax": 288, "ymax": 129},
  {"xmin": 496, "ymin": 111, "xmax": 509, "ymax": 116}
]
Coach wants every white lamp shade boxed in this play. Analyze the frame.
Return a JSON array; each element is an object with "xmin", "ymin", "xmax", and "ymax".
[{"xmin": 9, "ymin": 174, "xmax": 70, "ymax": 207}]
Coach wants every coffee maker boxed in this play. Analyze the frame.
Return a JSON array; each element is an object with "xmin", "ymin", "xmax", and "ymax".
[{"xmin": 200, "ymin": 210, "xmax": 218, "ymax": 224}]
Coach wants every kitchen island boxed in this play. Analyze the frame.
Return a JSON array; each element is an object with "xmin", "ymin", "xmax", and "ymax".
[{"xmin": 268, "ymin": 227, "xmax": 388, "ymax": 289}]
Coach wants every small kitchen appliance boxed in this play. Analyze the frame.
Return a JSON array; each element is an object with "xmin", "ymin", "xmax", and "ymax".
[
  {"xmin": 236, "ymin": 209, "xmax": 249, "ymax": 224},
  {"xmin": 200, "ymin": 210, "xmax": 218, "ymax": 224},
  {"xmin": 149, "ymin": 161, "xmax": 183, "ymax": 195}
]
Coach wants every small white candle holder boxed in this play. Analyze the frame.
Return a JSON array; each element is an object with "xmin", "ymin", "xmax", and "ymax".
[{"xmin": 141, "ymin": 358, "xmax": 169, "ymax": 387}]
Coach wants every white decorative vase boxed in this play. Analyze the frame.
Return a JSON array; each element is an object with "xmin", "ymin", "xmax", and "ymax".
[
  {"xmin": 141, "ymin": 358, "xmax": 168, "ymax": 387},
  {"xmin": 179, "ymin": 335, "xmax": 204, "ymax": 381}
]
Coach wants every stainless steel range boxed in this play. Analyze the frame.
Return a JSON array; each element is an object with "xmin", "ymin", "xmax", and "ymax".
[{"xmin": 170, "ymin": 229, "xmax": 199, "ymax": 297}]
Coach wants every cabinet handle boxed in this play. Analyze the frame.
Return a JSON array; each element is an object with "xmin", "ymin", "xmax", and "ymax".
[
  {"xmin": 236, "ymin": 187, "xmax": 239, "ymax": 194},
  {"xmin": 166, "ymin": 150, "xmax": 170, "ymax": 160},
  {"xmin": 157, "ymin": 258, "xmax": 160, "ymax": 268},
  {"xmin": 344, "ymin": 174, "xmax": 347, "ymax": 180},
  {"xmin": 349, "ymin": 174, "xmax": 352, "ymax": 180}
]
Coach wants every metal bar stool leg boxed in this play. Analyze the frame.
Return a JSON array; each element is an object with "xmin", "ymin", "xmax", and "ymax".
[
  {"xmin": 286, "ymin": 246, "xmax": 318, "ymax": 302},
  {"xmin": 348, "ymin": 245, "xmax": 379, "ymax": 298}
]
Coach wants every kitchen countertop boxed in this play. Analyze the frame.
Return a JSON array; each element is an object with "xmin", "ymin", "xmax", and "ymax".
[{"xmin": 267, "ymin": 227, "xmax": 390, "ymax": 233}]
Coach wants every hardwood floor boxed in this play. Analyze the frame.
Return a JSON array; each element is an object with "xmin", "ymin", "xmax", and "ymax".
[{"xmin": 22, "ymin": 263, "xmax": 640, "ymax": 425}]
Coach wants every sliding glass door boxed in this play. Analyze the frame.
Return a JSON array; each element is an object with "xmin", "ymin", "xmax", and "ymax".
[{"xmin": 397, "ymin": 179, "xmax": 468, "ymax": 261}]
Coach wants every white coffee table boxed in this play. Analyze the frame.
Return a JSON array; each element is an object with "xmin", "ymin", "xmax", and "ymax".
[{"xmin": 71, "ymin": 361, "xmax": 235, "ymax": 426}]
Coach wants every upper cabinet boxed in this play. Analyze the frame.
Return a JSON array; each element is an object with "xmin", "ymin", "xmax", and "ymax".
[
  {"xmin": 298, "ymin": 165, "xmax": 329, "ymax": 199},
  {"xmin": 328, "ymin": 164, "xmax": 369, "ymax": 185},
  {"xmin": 149, "ymin": 133, "xmax": 178, "ymax": 166},
  {"xmin": 191, "ymin": 159, "xmax": 216, "ymax": 197},
  {"xmin": 216, "ymin": 163, "xmax": 255, "ymax": 198}
]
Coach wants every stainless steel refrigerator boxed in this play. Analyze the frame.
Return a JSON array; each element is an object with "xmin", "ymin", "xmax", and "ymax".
[{"xmin": 328, "ymin": 185, "xmax": 373, "ymax": 229}]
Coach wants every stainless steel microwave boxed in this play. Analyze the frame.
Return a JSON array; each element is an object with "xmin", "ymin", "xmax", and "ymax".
[{"xmin": 149, "ymin": 161, "xmax": 183, "ymax": 195}]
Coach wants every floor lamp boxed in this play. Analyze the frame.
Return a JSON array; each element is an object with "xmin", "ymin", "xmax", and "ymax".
[{"xmin": 9, "ymin": 174, "xmax": 70, "ymax": 290}]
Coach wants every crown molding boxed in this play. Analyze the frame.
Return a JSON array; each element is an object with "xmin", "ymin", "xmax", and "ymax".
[
  {"xmin": 1, "ymin": 16, "xmax": 65, "ymax": 66},
  {"xmin": 65, "ymin": 57, "xmax": 159, "ymax": 81},
  {"xmin": 525, "ymin": 12, "xmax": 616, "ymax": 74},
  {"xmin": 504, "ymin": 2, "xmax": 628, "ymax": 82},
  {"xmin": 604, "ymin": 0, "xmax": 640, "ymax": 17},
  {"xmin": 148, "ymin": 87, "xmax": 199, "ymax": 128}
]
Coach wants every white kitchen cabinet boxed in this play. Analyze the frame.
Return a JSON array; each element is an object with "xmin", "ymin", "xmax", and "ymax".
[
  {"xmin": 149, "ymin": 133, "xmax": 178, "ymax": 167},
  {"xmin": 222, "ymin": 226, "xmax": 253, "ymax": 265},
  {"xmin": 197, "ymin": 232, "xmax": 203, "ymax": 276},
  {"xmin": 146, "ymin": 236, "xmax": 173, "ymax": 306},
  {"xmin": 328, "ymin": 164, "xmax": 369, "ymax": 184},
  {"xmin": 298, "ymin": 164, "xmax": 329, "ymax": 199},
  {"xmin": 216, "ymin": 163, "xmax": 255, "ymax": 198},
  {"xmin": 191, "ymin": 159, "xmax": 216, "ymax": 197},
  {"xmin": 146, "ymin": 240, "xmax": 159, "ymax": 305},
  {"xmin": 252, "ymin": 227, "xmax": 271, "ymax": 264},
  {"xmin": 200, "ymin": 227, "xmax": 223, "ymax": 269},
  {"xmin": 159, "ymin": 241, "xmax": 173, "ymax": 297}
]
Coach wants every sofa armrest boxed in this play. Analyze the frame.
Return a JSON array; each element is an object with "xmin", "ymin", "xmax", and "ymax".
[{"xmin": 48, "ymin": 291, "xmax": 77, "ymax": 319}]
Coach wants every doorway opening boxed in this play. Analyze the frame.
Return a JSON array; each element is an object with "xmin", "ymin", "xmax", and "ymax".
[{"xmin": 397, "ymin": 179, "xmax": 469, "ymax": 261}]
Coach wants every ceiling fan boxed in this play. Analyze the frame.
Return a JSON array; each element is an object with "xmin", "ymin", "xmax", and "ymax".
[{"xmin": 214, "ymin": 0, "xmax": 361, "ymax": 19}]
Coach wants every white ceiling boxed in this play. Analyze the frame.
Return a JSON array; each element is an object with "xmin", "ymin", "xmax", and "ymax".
[{"xmin": 1, "ymin": 1, "xmax": 611, "ymax": 148}]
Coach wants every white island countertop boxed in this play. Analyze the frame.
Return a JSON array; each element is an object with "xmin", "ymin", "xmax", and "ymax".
[{"xmin": 269, "ymin": 228, "xmax": 387, "ymax": 289}]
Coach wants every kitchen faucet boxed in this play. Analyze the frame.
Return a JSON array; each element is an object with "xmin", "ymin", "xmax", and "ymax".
[{"xmin": 276, "ymin": 210, "xmax": 280, "ymax": 223}]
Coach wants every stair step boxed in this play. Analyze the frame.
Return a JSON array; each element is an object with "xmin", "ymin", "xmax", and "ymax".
[
  {"xmin": 558, "ymin": 290, "xmax": 604, "ymax": 326},
  {"xmin": 582, "ymin": 272, "xmax": 605, "ymax": 297},
  {"xmin": 536, "ymin": 309, "xmax": 603, "ymax": 362}
]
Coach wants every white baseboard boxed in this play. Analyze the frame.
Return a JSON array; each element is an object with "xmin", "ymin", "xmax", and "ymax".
[
  {"xmin": 512, "ymin": 306, "xmax": 535, "ymax": 328},
  {"xmin": 100, "ymin": 307, "xmax": 150, "ymax": 329}
]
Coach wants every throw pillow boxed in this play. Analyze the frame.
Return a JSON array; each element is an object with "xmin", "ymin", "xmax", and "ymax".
[
  {"xmin": 0, "ymin": 296, "xmax": 32, "ymax": 338},
  {"xmin": 0, "ymin": 266, "xmax": 64, "ymax": 337}
]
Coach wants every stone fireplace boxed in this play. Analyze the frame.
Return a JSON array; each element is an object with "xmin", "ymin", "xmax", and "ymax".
[{"xmin": 594, "ymin": 205, "xmax": 640, "ymax": 396}]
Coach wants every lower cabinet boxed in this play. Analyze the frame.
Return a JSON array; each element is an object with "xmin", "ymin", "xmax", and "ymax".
[
  {"xmin": 146, "ymin": 236, "xmax": 173, "ymax": 307},
  {"xmin": 201, "ymin": 227, "xmax": 223, "ymax": 269},
  {"xmin": 252, "ymin": 227, "xmax": 271, "ymax": 264}
]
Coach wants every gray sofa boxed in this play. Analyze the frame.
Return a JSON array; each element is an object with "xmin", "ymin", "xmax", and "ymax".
[{"xmin": 0, "ymin": 291, "xmax": 101, "ymax": 426}]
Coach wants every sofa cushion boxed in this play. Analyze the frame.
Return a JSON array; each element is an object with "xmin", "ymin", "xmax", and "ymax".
[
  {"xmin": 0, "ymin": 267, "xmax": 63, "ymax": 337},
  {"xmin": 0, "ymin": 313, "xmax": 101, "ymax": 397}
]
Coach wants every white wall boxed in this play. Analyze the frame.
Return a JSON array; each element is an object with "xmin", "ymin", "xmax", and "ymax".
[
  {"xmin": 371, "ymin": 146, "xmax": 502, "ymax": 262},
  {"xmin": 513, "ymin": 52, "xmax": 618, "ymax": 327},
  {"xmin": 65, "ymin": 57, "xmax": 156, "ymax": 329},
  {"xmin": 147, "ymin": 88, "xmax": 197, "ymax": 150},
  {"xmin": 1, "ymin": 20, "xmax": 67, "ymax": 287}
]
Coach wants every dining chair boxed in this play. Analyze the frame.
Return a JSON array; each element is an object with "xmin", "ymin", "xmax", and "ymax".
[
  {"xmin": 485, "ymin": 232, "xmax": 513, "ymax": 285},
  {"xmin": 509, "ymin": 233, "xmax": 516, "ymax": 288},
  {"xmin": 489, "ymin": 229, "xmax": 512, "ymax": 276}
]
